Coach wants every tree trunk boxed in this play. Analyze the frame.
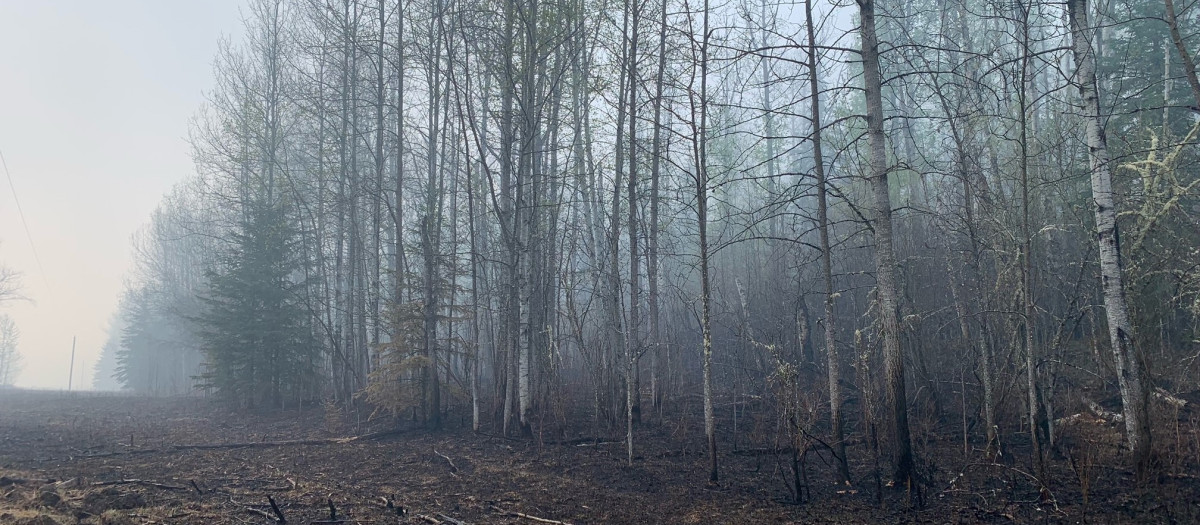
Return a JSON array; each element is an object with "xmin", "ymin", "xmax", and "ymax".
[
  {"xmin": 694, "ymin": 0, "xmax": 717, "ymax": 483},
  {"xmin": 1016, "ymin": 0, "xmax": 1047, "ymax": 484},
  {"xmin": 1067, "ymin": 0, "xmax": 1153, "ymax": 478},
  {"xmin": 1165, "ymin": 0, "xmax": 1200, "ymax": 112},
  {"xmin": 625, "ymin": 0, "xmax": 643, "ymax": 465},
  {"xmin": 859, "ymin": 0, "xmax": 914, "ymax": 487},
  {"xmin": 806, "ymin": 0, "xmax": 848, "ymax": 484},
  {"xmin": 647, "ymin": 0, "xmax": 667, "ymax": 420}
]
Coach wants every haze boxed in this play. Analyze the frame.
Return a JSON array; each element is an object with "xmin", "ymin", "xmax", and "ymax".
[{"xmin": 0, "ymin": 1, "xmax": 243, "ymax": 389}]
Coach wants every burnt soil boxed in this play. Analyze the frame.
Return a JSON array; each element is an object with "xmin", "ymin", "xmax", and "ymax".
[{"xmin": 0, "ymin": 390, "xmax": 1197, "ymax": 524}]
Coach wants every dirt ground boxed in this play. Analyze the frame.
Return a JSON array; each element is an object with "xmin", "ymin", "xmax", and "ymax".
[{"xmin": 0, "ymin": 390, "xmax": 1196, "ymax": 524}]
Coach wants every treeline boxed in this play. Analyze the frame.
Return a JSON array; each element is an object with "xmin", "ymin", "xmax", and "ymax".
[{"xmin": 96, "ymin": 0, "xmax": 1200, "ymax": 497}]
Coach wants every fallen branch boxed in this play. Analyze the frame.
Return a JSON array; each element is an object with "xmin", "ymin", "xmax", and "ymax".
[
  {"xmin": 1084, "ymin": 398, "xmax": 1124, "ymax": 423},
  {"xmin": 81, "ymin": 429, "xmax": 404, "ymax": 458},
  {"xmin": 730, "ymin": 447, "xmax": 794, "ymax": 456},
  {"xmin": 433, "ymin": 449, "xmax": 459, "ymax": 474},
  {"xmin": 93, "ymin": 479, "xmax": 188, "ymax": 491},
  {"xmin": 1054, "ymin": 413, "xmax": 1102, "ymax": 427},
  {"xmin": 437, "ymin": 513, "xmax": 468, "ymax": 525},
  {"xmin": 175, "ymin": 433, "xmax": 378, "ymax": 451},
  {"xmin": 79, "ymin": 449, "xmax": 158, "ymax": 459},
  {"xmin": 245, "ymin": 507, "xmax": 276, "ymax": 521},
  {"xmin": 1155, "ymin": 387, "xmax": 1187, "ymax": 408},
  {"xmin": 543, "ymin": 437, "xmax": 620, "ymax": 446},
  {"xmin": 506, "ymin": 510, "xmax": 574, "ymax": 525}
]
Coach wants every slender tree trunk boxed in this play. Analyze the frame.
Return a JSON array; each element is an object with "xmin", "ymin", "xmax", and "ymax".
[
  {"xmin": 1165, "ymin": 0, "xmax": 1200, "ymax": 111},
  {"xmin": 625, "ymin": 0, "xmax": 643, "ymax": 465},
  {"xmin": 806, "ymin": 0, "xmax": 847, "ymax": 484},
  {"xmin": 647, "ymin": 0, "xmax": 667, "ymax": 419},
  {"xmin": 395, "ymin": 0, "xmax": 408, "ymax": 310},
  {"xmin": 1016, "ymin": 0, "xmax": 1046, "ymax": 485},
  {"xmin": 692, "ymin": 0, "xmax": 717, "ymax": 483},
  {"xmin": 609, "ymin": 0, "xmax": 631, "ymax": 434},
  {"xmin": 859, "ymin": 0, "xmax": 914, "ymax": 488},
  {"xmin": 498, "ymin": 0, "xmax": 518, "ymax": 436},
  {"xmin": 516, "ymin": 0, "xmax": 540, "ymax": 436},
  {"xmin": 371, "ymin": 0, "xmax": 387, "ymax": 367},
  {"xmin": 421, "ymin": 0, "xmax": 444, "ymax": 429},
  {"xmin": 1067, "ymin": 0, "xmax": 1153, "ymax": 478}
]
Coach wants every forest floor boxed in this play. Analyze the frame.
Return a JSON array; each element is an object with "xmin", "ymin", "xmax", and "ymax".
[{"xmin": 0, "ymin": 389, "xmax": 1197, "ymax": 524}]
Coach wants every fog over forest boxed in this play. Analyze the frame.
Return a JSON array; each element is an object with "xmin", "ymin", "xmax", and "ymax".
[
  {"xmin": 0, "ymin": 1, "xmax": 244, "ymax": 390},
  {"xmin": 2, "ymin": 0, "xmax": 1200, "ymax": 521}
]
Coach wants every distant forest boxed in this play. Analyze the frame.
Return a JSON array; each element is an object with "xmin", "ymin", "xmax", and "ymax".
[{"xmin": 95, "ymin": 0, "xmax": 1200, "ymax": 491}]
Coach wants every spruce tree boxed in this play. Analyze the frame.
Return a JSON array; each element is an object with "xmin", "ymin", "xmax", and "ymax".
[{"xmin": 200, "ymin": 201, "xmax": 317, "ymax": 408}]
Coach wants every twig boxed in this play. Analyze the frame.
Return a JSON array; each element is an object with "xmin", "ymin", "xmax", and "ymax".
[
  {"xmin": 190, "ymin": 479, "xmax": 204, "ymax": 495},
  {"xmin": 418, "ymin": 514, "xmax": 442, "ymax": 524},
  {"xmin": 940, "ymin": 463, "xmax": 1059, "ymax": 511}
]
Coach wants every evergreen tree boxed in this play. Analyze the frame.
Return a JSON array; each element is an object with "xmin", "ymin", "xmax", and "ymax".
[
  {"xmin": 199, "ymin": 201, "xmax": 318, "ymax": 408},
  {"xmin": 117, "ymin": 287, "xmax": 169, "ymax": 393}
]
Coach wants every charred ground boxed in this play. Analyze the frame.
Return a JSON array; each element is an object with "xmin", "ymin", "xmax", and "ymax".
[{"xmin": 0, "ymin": 390, "xmax": 1197, "ymax": 524}]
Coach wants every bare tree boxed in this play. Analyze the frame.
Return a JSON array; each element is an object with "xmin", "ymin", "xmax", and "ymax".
[
  {"xmin": 805, "ymin": 0, "xmax": 847, "ymax": 484},
  {"xmin": 858, "ymin": 0, "xmax": 915, "ymax": 488},
  {"xmin": 686, "ymin": 0, "xmax": 717, "ymax": 483},
  {"xmin": 0, "ymin": 263, "xmax": 20, "ymax": 305},
  {"xmin": 0, "ymin": 314, "xmax": 20, "ymax": 386}
]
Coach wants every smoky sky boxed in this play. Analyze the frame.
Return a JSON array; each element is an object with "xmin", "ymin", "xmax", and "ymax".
[{"xmin": 0, "ymin": 1, "xmax": 243, "ymax": 389}]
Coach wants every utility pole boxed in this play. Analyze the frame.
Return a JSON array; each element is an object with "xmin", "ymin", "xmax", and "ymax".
[{"xmin": 68, "ymin": 336, "xmax": 76, "ymax": 391}]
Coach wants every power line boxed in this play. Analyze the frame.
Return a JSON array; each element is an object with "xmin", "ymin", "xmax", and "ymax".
[{"xmin": 0, "ymin": 147, "xmax": 49, "ymax": 286}]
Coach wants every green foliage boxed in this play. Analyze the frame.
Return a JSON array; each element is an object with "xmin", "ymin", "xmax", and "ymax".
[
  {"xmin": 198, "ymin": 201, "xmax": 319, "ymax": 408},
  {"xmin": 1102, "ymin": 0, "xmax": 1200, "ymax": 139},
  {"xmin": 362, "ymin": 300, "xmax": 428, "ymax": 418}
]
